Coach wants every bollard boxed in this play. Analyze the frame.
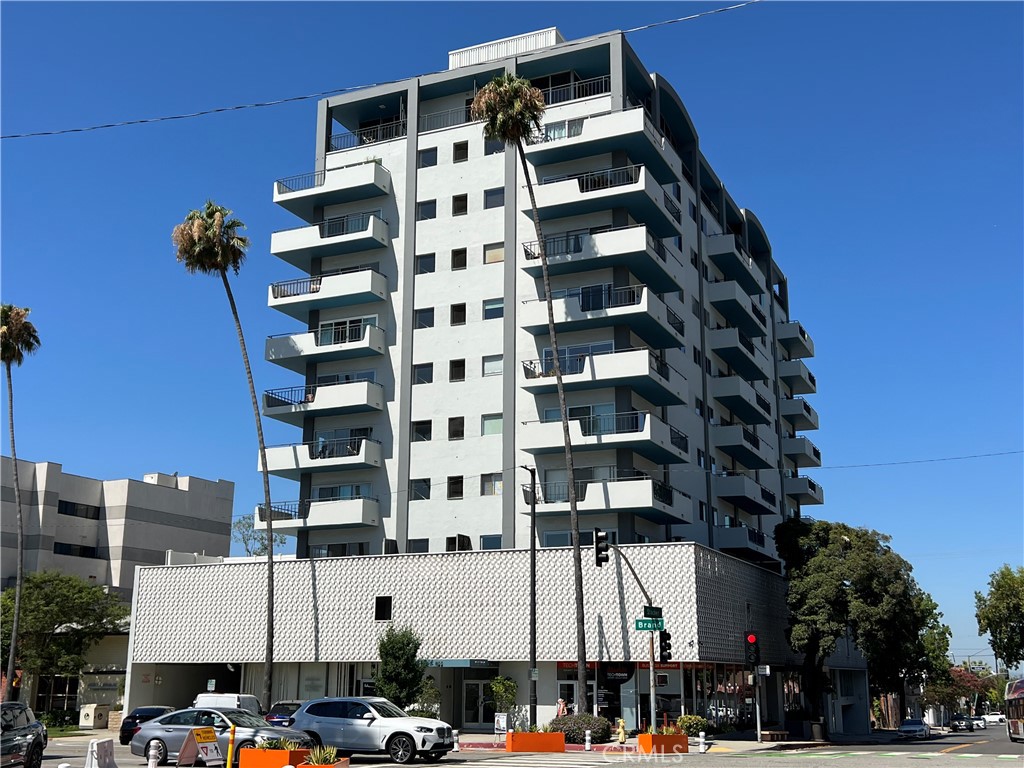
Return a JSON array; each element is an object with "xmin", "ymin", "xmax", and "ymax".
[
  {"xmin": 148, "ymin": 742, "xmax": 161, "ymax": 768},
  {"xmin": 452, "ymin": 730, "xmax": 460, "ymax": 752},
  {"xmin": 698, "ymin": 731, "xmax": 706, "ymax": 754},
  {"xmin": 585, "ymin": 729, "xmax": 592, "ymax": 751}
]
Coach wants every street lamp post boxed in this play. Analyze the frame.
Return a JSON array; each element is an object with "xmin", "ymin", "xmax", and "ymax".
[{"xmin": 522, "ymin": 465, "xmax": 538, "ymax": 729}]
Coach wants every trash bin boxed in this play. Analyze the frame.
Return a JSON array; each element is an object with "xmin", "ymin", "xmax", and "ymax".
[
  {"xmin": 810, "ymin": 720, "xmax": 825, "ymax": 741},
  {"xmin": 79, "ymin": 704, "xmax": 110, "ymax": 730}
]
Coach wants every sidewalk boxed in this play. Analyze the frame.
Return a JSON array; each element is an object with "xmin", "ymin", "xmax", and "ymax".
[{"xmin": 452, "ymin": 731, "xmax": 849, "ymax": 754}]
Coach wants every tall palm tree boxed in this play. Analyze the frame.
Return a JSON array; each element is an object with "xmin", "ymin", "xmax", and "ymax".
[
  {"xmin": 172, "ymin": 201, "xmax": 275, "ymax": 710},
  {"xmin": 1, "ymin": 304, "xmax": 41, "ymax": 701},
  {"xmin": 471, "ymin": 73, "xmax": 589, "ymax": 715}
]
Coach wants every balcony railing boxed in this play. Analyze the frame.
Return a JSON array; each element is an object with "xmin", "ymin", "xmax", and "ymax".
[
  {"xmin": 329, "ymin": 119, "xmax": 407, "ymax": 151},
  {"xmin": 418, "ymin": 106, "xmax": 474, "ymax": 133},
  {"xmin": 535, "ymin": 410, "xmax": 647, "ymax": 437},
  {"xmin": 520, "ymin": 347, "xmax": 681, "ymax": 383},
  {"xmin": 536, "ymin": 283, "xmax": 645, "ymax": 312},
  {"xmin": 740, "ymin": 426, "xmax": 760, "ymax": 449},
  {"xmin": 542, "ymin": 164, "xmax": 641, "ymax": 193},
  {"xmin": 263, "ymin": 376, "xmax": 380, "ymax": 408},
  {"xmin": 718, "ymin": 470, "xmax": 777, "ymax": 507},
  {"xmin": 280, "ymin": 436, "xmax": 381, "ymax": 461},
  {"xmin": 751, "ymin": 304, "xmax": 767, "ymax": 327},
  {"xmin": 527, "ymin": 471, "xmax": 681, "ymax": 506},
  {"xmin": 700, "ymin": 189, "xmax": 720, "ymax": 219},
  {"xmin": 669, "ymin": 426, "xmax": 689, "ymax": 453},
  {"xmin": 270, "ymin": 265, "xmax": 380, "ymax": 300},
  {"xmin": 538, "ymin": 75, "xmax": 611, "ymax": 106},
  {"xmin": 275, "ymin": 159, "xmax": 386, "ymax": 195},
  {"xmin": 258, "ymin": 500, "xmax": 311, "ymax": 521},
  {"xmin": 747, "ymin": 527, "xmax": 767, "ymax": 547},
  {"xmin": 666, "ymin": 308, "xmax": 685, "ymax": 336},
  {"xmin": 521, "ymin": 225, "xmax": 678, "ymax": 267},
  {"xmin": 663, "ymin": 192, "xmax": 682, "ymax": 223},
  {"xmin": 755, "ymin": 392, "xmax": 773, "ymax": 416},
  {"xmin": 314, "ymin": 320, "xmax": 379, "ymax": 347},
  {"xmin": 320, "ymin": 210, "xmax": 382, "ymax": 238}
]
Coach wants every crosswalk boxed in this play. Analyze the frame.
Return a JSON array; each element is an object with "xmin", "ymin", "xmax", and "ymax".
[{"xmin": 722, "ymin": 751, "xmax": 1024, "ymax": 760}]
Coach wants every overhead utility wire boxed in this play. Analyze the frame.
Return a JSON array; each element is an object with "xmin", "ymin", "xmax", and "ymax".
[{"xmin": 0, "ymin": 0, "xmax": 762, "ymax": 140}]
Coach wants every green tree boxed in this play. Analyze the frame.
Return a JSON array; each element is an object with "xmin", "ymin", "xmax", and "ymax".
[
  {"xmin": 1, "ymin": 304, "xmax": 41, "ymax": 700},
  {"xmin": 232, "ymin": 516, "xmax": 287, "ymax": 557},
  {"xmin": 975, "ymin": 564, "xmax": 1024, "ymax": 668},
  {"xmin": 0, "ymin": 571, "xmax": 128, "ymax": 676},
  {"xmin": 471, "ymin": 72, "xmax": 588, "ymax": 716},
  {"xmin": 172, "ymin": 201, "xmax": 276, "ymax": 710},
  {"xmin": 490, "ymin": 675, "xmax": 519, "ymax": 726},
  {"xmin": 373, "ymin": 625, "xmax": 427, "ymax": 709}
]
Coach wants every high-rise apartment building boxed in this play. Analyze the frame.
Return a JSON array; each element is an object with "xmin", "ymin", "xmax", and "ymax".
[{"xmin": 258, "ymin": 27, "xmax": 820, "ymax": 570}]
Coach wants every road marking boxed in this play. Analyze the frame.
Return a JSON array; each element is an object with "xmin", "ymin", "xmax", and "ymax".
[{"xmin": 942, "ymin": 742, "xmax": 983, "ymax": 754}]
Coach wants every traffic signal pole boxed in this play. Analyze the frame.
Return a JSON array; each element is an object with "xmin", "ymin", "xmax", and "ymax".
[{"xmin": 648, "ymin": 629, "xmax": 656, "ymax": 733}]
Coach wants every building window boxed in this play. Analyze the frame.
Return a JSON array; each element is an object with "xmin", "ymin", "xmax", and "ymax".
[
  {"xmin": 484, "ymin": 187, "xmax": 504, "ymax": 209},
  {"xmin": 483, "ymin": 242, "xmax": 504, "ymax": 264},
  {"xmin": 480, "ymin": 534, "xmax": 502, "ymax": 550},
  {"xmin": 481, "ymin": 473, "xmax": 503, "ymax": 496},
  {"xmin": 412, "ymin": 421, "xmax": 432, "ymax": 441},
  {"xmin": 417, "ymin": 148, "xmax": 437, "ymax": 168},
  {"xmin": 690, "ymin": 248, "xmax": 698, "ymax": 267},
  {"xmin": 700, "ymin": 214, "xmax": 709, "ymax": 236},
  {"xmin": 34, "ymin": 675, "xmax": 78, "ymax": 714},
  {"xmin": 482, "ymin": 298, "xmax": 503, "ymax": 319},
  {"xmin": 695, "ymin": 398, "xmax": 704, "ymax": 417},
  {"xmin": 57, "ymin": 500, "xmax": 101, "ymax": 520},
  {"xmin": 448, "ymin": 416, "xmax": 465, "ymax": 441},
  {"xmin": 374, "ymin": 595, "xmax": 393, "ymax": 620},
  {"xmin": 484, "ymin": 138, "xmax": 504, "ymax": 155},
  {"xmin": 416, "ymin": 200, "xmax": 437, "ymax": 221},
  {"xmin": 412, "ymin": 363, "xmax": 433, "ymax": 384},
  {"xmin": 699, "ymin": 501, "xmax": 707, "ymax": 522},
  {"xmin": 449, "ymin": 359, "xmax": 466, "ymax": 382},
  {"xmin": 671, "ymin": 181, "xmax": 682, "ymax": 201},
  {"xmin": 481, "ymin": 413, "xmax": 503, "ymax": 435},
  {"xmin": 410, "ymin": 478, "xmax": 431, "ymax": 500},
  {"xmin": 693, "ymin": 347, "xmax": 702, "ymax": 366},
  {"xmin": 691, "ymin": 297, "xmax": 700, "ymax": 318},
  {"xmin": 453, "ymin": 141, "xmax": 469, "ymax": 163},
  {"xmin": 482, "ymin": 355, "xmax": 503, "ymax": 377},
  {"xmin": 407, "ymin": 539, "xmax": 429, "ymax": 554},
  {"xmin": 452, "ymin": 194, "xmax": 468, "ymax": 216},
  {"xmin": 415, "ymin": 253, "xmax": 435, "ymax": 274},
  {"xmin": 450, "ymin": 303, "xmax": 467, "ymax": 326},
  {"xmin": 697, "ymin": 449, "xmax": 706, "ymax": 469},
  {"xmin": 447, "ymin": 476, "xmax": 464, "ymax": 500},
  {"xmin": 451, "ymin": 248, "xmax": 467, "ymax": 270},
  {"xmin": 309, "ymin": 542, "xmax": 368, "ymax": 558},
  {"xmin": 688, "ymin": 200, "xmax": 697, "ymax": 222},
  {"xmin": 53, "ymin": 542, "xmax": 99, "ymax": 559},
  {"xmin": 414, "ymin": 307, "xmax": 434, "ymax": 328}
]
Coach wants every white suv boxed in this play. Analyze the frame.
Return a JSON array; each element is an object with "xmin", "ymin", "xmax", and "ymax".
[{"xmin": 288, "ymin": 697, "xmax": 452, "ymax": 764}]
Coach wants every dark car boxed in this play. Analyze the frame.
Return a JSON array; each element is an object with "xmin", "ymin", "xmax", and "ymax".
[
  {"xmin": 264, "ymin": 701, "xmax": 303, "ymax": 728},
  {"xmin": 1, "ymin": 702, "xmax": 47, "ymax": 768},
  {"xmin": 119, "ymin": 706, "xmax": 175, "ymax": 745},
  {"xmin": 951, "ymin": 712, "xmax": 974, "ymax": 732}
]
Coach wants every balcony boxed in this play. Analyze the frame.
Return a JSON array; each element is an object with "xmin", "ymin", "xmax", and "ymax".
[
  {"xmin": 777, "ymin": 321, "xmax": 815, "ymax": 359},
  {"xmin": 780, "ymin": 397, "xmax": 819, "ymax": 431},
  {"xmin": 782, "ymin": 436, "xmax": 822, "ymax": 468},
  {"xmin": 706, "ymin": 327, "xmax": 770, "ymax": 382},
  {"xmin": 270, "ymin": 211, "xmax": 389, "ymax": 271},
  {"xmin": 715, "ymin": 524, "xmax": 780, "ymax": 569},
  {"xmin": 530, "ymin": 165, "xmax": 680, "ymax": 237},
  {"xmin": 263, "ymin": 380, "xmax": 384, "ymax": 426},
  {"xmin": 520, "ymin": 411, "xmax": 689, "ymax": 464},
  {"xmin": 274, "ymin": 161, "xmax": 391, "ymax": 223},
  {"xmin": 328, "ymin": 119, "xmax": 407, "ymax": 154},
  {"xmin": 704, "ymin": 234, "xmax": 765, "ymax": 295},
  {"xmin": 266, "ymin": 322, "xmax": 386, "ymax": 373},
  {"xmin": 268, "ymin": 267, "xmax": 388, "ymax": 321},
  {"xmin": 784, "ymin": 474, "xmax": 825, "ymax": 505},
  {"xmin": 779, "ymin": 359, "xmax": 817, "ymax": 395},
  {"xmin": 536, "ymin": 74, "xmax": 612, "ymax": 108},
  {"xmin": 522, "ymin": 474, "xmax": 689, "ymax": 525},
  {"xmin": 525, "ymin": 107, "xmax": 682, "ymax": 184},
  {"xmin": 264, "ymin": 437, "xmax": 383, "ymax": 481},
  {"xmin": 713, "ymin": 472, "xmax": 778, "ymax": 516},
  {"xmin": 521, "ymin": 225, "xmax": 686, "ymax": 292},
  {"xmin": 707, "ymin": 280, "xmax": 768, "ymax": 338},
  {"xmin": 710, "ymin": 376, "xmax": 772, "ymax": 426},
  {"xmin": 254, "ymin": 496, "xmax": 380, "ymax": 532},
  {"xmin": 712, "ymin": 424, "xmax": 774, "ymax": 470},
  {"xmin": 520, "ymin": 285, "xmax": 685, "ymax": 349},
  {"xmin": 521, "ymin": 347, "xmax": 686, "ymax": 406}
]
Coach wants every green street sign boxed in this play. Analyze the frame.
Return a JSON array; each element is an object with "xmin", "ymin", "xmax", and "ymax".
[
  {"xmin": 634, "ymin": 618, "xmax": 665, "ymax": 631},
  {"xmin": 643, "ymin": 605, "xmax": 663, "ymax": 619}
]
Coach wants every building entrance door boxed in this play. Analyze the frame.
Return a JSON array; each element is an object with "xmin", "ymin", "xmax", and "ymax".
[{"xmin": 462, "ymin": 681, "xmax": 495, "ymax": 728}]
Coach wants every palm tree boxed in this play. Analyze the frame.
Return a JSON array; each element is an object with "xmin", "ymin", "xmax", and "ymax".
[
  {"xmin": 471, "ymin": 73, "xmax": 589, "ymax": 715},
  {"xmin": 1, "ymin": 304, "xmax": 40, "ymax": 701},
  {"xmin": 172, "ymin": 201, "xmax": 275, "ymax": 710}
]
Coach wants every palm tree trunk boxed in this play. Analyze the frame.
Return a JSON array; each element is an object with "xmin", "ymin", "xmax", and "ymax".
[
  {"xmin": 4, "ymin": 362, "xmax": 24, "ymax": 702},
  {"xmin": 220, "ymin": 271, "xmax": 275, "ymax": 711},
  {"xmin": 516, "ymin": 142, "xmax": 588, "ymax": 715}
]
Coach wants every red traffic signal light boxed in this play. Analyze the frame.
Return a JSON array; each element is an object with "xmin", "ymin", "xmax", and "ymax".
[
  {"xmin": 744, "ymin": 632, "xmax": 760, "ymax": 667},
  {"xmin": 746, "ymin": 633, "xmax": 757, "ymax": 644}
]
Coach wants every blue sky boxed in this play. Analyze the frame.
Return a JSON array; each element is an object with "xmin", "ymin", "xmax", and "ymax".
[{"xmin": 2, "ymin": 2, "xmax": 1021, "ymax": 669}]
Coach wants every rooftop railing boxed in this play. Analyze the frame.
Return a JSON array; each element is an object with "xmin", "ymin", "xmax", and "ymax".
[
  {"xmin": 329, "ymin": 119, "xmax": 407, "ymax": 152},
  {"xmin": 418, "ymin": 105, "xmax": 474, "ymax": 133}
]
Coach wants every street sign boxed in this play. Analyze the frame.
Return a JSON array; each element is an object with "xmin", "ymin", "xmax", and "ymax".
[
  {"xmin": 757, "ymin": 664, "xmax": 771, "ymax": 676},
  {"xmin": 634, "ymin": 618, "xmax": 665, "ymax": 631},
  {"xmin": 206, "ymin": 678, "xmax": 216, "ymax": 691},
  {"xmin": 529, "ymin": 667, "xmax": 539, "ymax": 681},
  {"xmin": 643, "ymin": 605, "xmax": 663, "ymax": 619}
]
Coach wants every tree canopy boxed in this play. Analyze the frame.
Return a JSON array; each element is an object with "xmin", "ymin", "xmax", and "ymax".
[
  {"xmin": 975, "ymin": 564, "xmax": 1024, "ymax": 668},
  {"xmin": 232, "ymin": 516, "xmax": 287, "ymax": 557},
  {"xmin": 373, "ymin": 625, "xmax": 427, "ymax": 709}
]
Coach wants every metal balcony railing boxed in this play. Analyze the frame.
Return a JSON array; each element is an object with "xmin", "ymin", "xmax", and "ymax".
[
  {"xmin": 751, "ymin": 304, "xmax": 767, "ymax": 327},
  {"xmin": 263, "ymin": 377, "xmax": 380, "ymax": 408},
  {"xmin": 669, "ymin": 426, "xmax": 688, "ymax": 453},
  {"xmin": 536, "ymin": 410, "xmax": 647, "ymax": 437},
  {"xmin": 270, "ymin": 265, "xmax": 381, "ymax": 300},
  {"xmin": 275, "ymin": 159, "xmax": 387, "ymax": 195},
  {"xmin": 663, "ymin": 192, "xmax": 682, "ymax": 223},
  {"xmin": 418, "ymin": 106, "xmax": 474, "ymax": 132},
  {"xmin": 295, "ymin": 436, "xmax": 379, "ymax": 461},
  {"xmin": 520, "ymin": 347, "xmax": 682, "ymax": 384},
  {"xmin": 314, "ymin": 321, "xmax": 378, "ymax": 347},
  {"xmin": 700, "ymin": 189, "xmax": 720, "ymax": 219},
  {"xmin": 319, "ymin": 210, "xmax": 382, "ymax": 239},
  {"xmin": 666, "ymin": 307, "xmax": 685, "ymax": 337},
  {"xmin": 526, "ymin": 470, "xmax": 680, "ymax": 507},
  {"xmin": 537, "ymin": 75, "xmax": 611, "ymax": 106},
  {"xmin": 718, "ymin": 470, "xmax": 777, "ymax": 508},
  {"xmin": 740, "ymin": 426, "xmax": 761, "ymax": 449},
  {"xmin": 755, "ymin": 392, "xmax": 773, "ymax": 416},
  {"xmin": 329, "ymin": 119, "xmax": 406, "ymax": 151},
  {"xmin": 747, "ymin": 527, "xmax": 767, "ymax": 547},
  {"xmin": 258, "ymin": 500, "xmax": 311, "ymax": 521}
]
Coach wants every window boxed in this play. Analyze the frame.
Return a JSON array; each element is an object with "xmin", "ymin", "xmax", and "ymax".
[
  {"xmin": 485, "ymin": 138, "xmax": 505, "ymax": 155},
  {"xmin": 407, "ymin": 539, "xmax": 429, "ymax": 554},
  {"xmin": 374, "ymin": 595, "xmax": 393, "ymax": 620},
  {"xmin": 695, "ymin": 398, "xmax": 704, "ymax": 417},
  {"xmin": 484, "ymin": 242, "xmax": 504, "ymax": 264},
  {"xmin": 449, "ymin": 359, "xmax": 466, "ymax": 382},
  {"xmin": 416, "ymin": 200, "xmax": 436, "ymax": 221},
  {"xmin": 412, "ymin": 363, "xmax": 433, "ymax": 384},
  {"xmin": 317, "ymin": 369, "xmax": 375, "ymax": 386},
  {"xmin": 57, "ymin": 500, "xmax": 101, "ymax": 520},
  {"xmin": 671, "ymin": 181, "xmax": 682, "ymax": 201},
  {"xmin": 447, "ymin": 476, "xmax": 464, "ymax": 500},
  {"xmin": 482, "ymin": 355, "xmax": 503, "ymax": 377},
  {"xmin": 412, "ymin": 421, "xmax": 432, "ymax": 441},
  {"xmin": 314, "ymin": 483, "xmax": 370, "ymax": 501},
  {"xmin": 697, "ymin": 449, "xmax": 706, "ymax": 469},
  {"xmin": 688, "ymin": 200, "xmax": 697, "ymax": 222},
  {"xmin": 448, "ymin": 416, "xmax": 465, "ymax": 441},
  {"xmin": 482, "ymin": 298, "xmax": 504, "ymax": 319},
  {"xmin": 672, "ymin": 235, "xmax": 683, "ymax": 252},
  {"xmin": 450, "ymin": 303, "xmax": 466, "ymax": 325},
  {"xmin": 700, "ymin": 214, "xmax": 709, "ymax": 236},
  {"xmin": 484, "ymin": 187, "xmax": 504, "ymax": 209},
  {"xmin": 699, "ymin": 501, "xmax": 707, "ymax": 522},
  {"xmin": 691, "ymin": 297, "xmax": 700, "ymax": 318},
  {"xmin": 452, "ymin": 194, "xmax": 468, "ymax": 216},
  {"xmin": 53, "ymin": 542, "xmax": 99, "ymax": 558},
  {"xmin": 414, "ymin": 307, "xmax": 434, "ymax": 328},
  {"xmin": 417, "ymin": 148, "xmax": 437, "ymax": 168},
  {"xmin": 690, "ymin": 248, "xmax": 699, "ymax": 267},
  {"xmin": 410, "ymin": 478, "xmax": 431, "ymax": 500},
  {"xmin": 481, "ymin": 413, "xmax": 503, "ymax": 435},
  {"xmin": 543, "ymin": 118, "xmax": 584, "ymax": 141},
  {"xmin": 451, "ymin": 248, "xmax": 467, "ymax": 270},
  {"xmin": 415, "ymin": 253, "xmax": 435, "ymax": 274},
  {"xmin": 453, "ymin": 141, "xmax": 469, "ymax": 163},
  {"xmin": 480, "ymin": 534, "xmax": 502, "ymax": 550},
  {"xmin": 481, "ymin": 473, "xmax": 503, "ymax": 496},
  {"xmin": 693, "ymin": 347, "xmax": 702, "ymax": 366}
]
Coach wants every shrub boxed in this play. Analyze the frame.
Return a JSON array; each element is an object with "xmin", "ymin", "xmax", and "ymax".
[
  {"xmin": 547, "ymin": 713, "xmax": 612, "ymax": 743},
  {"xmin": 39, "ymin": 710, "xmax": 76, "ymax": 728},
  {"xmin": 405, "ymin": 709, "xmax": 437, "ymax": 719},
  {"xmin": 676, "ymin": 715, "xmax": 709, "ymax": 736}
]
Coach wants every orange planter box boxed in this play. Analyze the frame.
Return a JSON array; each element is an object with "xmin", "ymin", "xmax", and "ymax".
[
  {"xmin": 636, "ymin": 733, "xmax": 689, "ymax": 754},
  {"xmin": 238, "ymin": 749, "xmax": 312, "ymax": 768},
  {"xmin": 505, "ymin": 732, "xmax": 566, "ymax": 752}
]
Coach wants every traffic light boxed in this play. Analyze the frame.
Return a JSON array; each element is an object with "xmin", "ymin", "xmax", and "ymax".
[
  {"xmin": 744, "ymin": 632, "xmax": 760, "ymax": 668},
  {"xmin": 659, "ymin": 630, "xmax": 673, "ymax": 662},
  {"xmin": 594, "ymin": 528, "xmax": 610, "ymax": 568}
]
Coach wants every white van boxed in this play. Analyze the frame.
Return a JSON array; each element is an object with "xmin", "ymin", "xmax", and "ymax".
[{"xmin": 193, "ymin": 693, "xmax": 264, "ymax": 715}]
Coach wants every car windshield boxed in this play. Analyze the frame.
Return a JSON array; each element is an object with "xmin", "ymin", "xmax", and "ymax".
[
  {"xmin": 369, "ymin": 700, "xmax": 409, "ymax": 718},
  {"xmin": 902, "ymin": 719, "xmax": 923, "ymax": 726},
  {"xmin": 135, "ymin": 708, "xmax": 170, "ymax": 717},
  {"xmin": 221, "ymin": 710, "xmax": 270, "ymax": 728},
  {"xmin": 269, "ymin": 703, "xmax": 300, "ymax": 716}
]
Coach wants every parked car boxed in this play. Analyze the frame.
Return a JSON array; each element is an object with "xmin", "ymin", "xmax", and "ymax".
[
  {"xmin": 951, "ymin": 713, "xmax": 975, "ymax": 732},
  {"xmin": 119, "ymin": 706, "xmax": 175, "ymax": 745},
  {"xmin": 983, "ymin": 711, "xmax": 1006, "ymax": 726},
  {"xmin": 192, "ymin": 694, "xmax": 264, "ymax": 716},
  {"xmin": 289, "ymin": 696, "xmax": 453, "ymax": 764},
  {"xmin": 971, "ymin": 716, "xmax": 987, "ymax": 730},
  {"xmin": 265, "ymin": 700, "xmax": 304, "ymax": 728},
  {"xmin": 1, "ymin": 702, "xmax": 47, "ymax": 768},
  {"xmin": 129, "ymin": 707, "xmax": 312, "ymax": 766},
  {"xmin": 897, "ymin": 718, "xmax": 931, "ymax": 739}
]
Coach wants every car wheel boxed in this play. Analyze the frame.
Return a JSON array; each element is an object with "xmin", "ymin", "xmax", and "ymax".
[
  {"xmin": 25, "ymin": 744, "xmax": 43, "ymax": 768},
  {"xmin": 305, "ymin": 732, "xmax": 322, "ymax": 747},
  {"xmin": 233, "ymin": 740, "xmax": 256, "ymax": 768},
  {"xmin": 387, "ymin": 734, "xmax": 416, "ymax": 765},
  {"xmin": 421, "ymin": 753, "xmax": 445, "ymax": 763},
  {"xmin": 146, "ymin": 739, "xmax": 168, "ymax": 766}
]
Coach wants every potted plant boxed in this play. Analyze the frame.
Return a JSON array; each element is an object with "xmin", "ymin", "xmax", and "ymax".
[
  {"xmin": 238, "ymin": 739, "xmax": 311, "ymax": 768},
  {"xmin": 302, "ymin": 745, "xmax": 349, "ymax": 768},
  {"xmin": 637, "ymin": 726, "xmax": 689, "ymax": 754}
]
